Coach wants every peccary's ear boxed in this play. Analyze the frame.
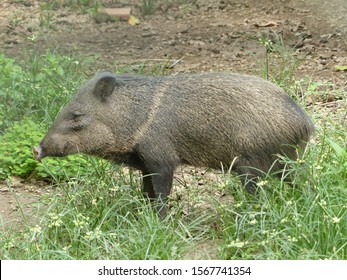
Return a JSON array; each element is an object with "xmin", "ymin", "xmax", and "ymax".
[{"xmin": 93, "ymin": 72, "xmax": 117, "ymax": 102}]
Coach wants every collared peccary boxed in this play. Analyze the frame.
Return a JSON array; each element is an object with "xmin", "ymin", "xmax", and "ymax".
[{"xmin": 33, "ymin": 71, "xmax": 315, "ymax": 217}]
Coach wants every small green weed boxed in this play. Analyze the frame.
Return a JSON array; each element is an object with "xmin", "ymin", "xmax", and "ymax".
[
  {"xmin": 257, "ymin": 37, "xmax": 301, "ymax": 97},
  {"xmin": 0, "ymin": 118, "xmax": 42, "ymax": 178},
  {"xmin": 39, "ymin": 2, "xmax": 55, "ymax": 28},
  {"xmin": 39, "ymin": 0, "xmax": 100, "ymax": 12},
  {"xmin": 0, "ymin": 118, "xmax": 112, "ymax": 181},
  {"xmin": 142, "ymin": 0, "xmax": 157, "ymax": 15}
]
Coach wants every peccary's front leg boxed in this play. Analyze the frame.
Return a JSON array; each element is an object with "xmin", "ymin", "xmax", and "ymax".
[
  {"xmin": 136, "ymin": 141, "xmax": 179, "ymax": 218},
  {"xmin": 152, "ymin": 169, "xmax": 174, "ymax": 219},
  {"xmin": 142, "ymin": 168, "xmax": 174, "ymax": 219},
  {"xmin": 142, "ymin": 172, "xmax": 156, "ymax": 199}
]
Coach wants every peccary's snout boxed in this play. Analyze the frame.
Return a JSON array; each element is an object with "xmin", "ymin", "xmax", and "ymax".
[{"xmin": 33, "ymin": 146, "xmax": 44, "ymax": 161}]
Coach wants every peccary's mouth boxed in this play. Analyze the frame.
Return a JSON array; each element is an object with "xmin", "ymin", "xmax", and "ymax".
[{"xmin": 33, "ymin": 146, "xmax": 45, "ymax": 161}]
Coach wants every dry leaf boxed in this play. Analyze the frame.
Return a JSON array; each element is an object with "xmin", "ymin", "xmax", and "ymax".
[{"xmin": 128, "ymin": 15, "xmax": 140, "ymax": 26}]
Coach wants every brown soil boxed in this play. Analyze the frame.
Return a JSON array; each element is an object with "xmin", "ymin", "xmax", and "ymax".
[
  {"xmin": 1, "ymin": 0, "xmax": 346, "ymax": 230},
  {"xmin": 0, "ymin": 178, "xmax": 53, "ymax": 228}
]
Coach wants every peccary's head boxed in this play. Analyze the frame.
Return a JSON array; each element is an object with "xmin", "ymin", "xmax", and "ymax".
[{"xmin": 34, "ymin": 71, "xmax": 125, "ymax": 161}]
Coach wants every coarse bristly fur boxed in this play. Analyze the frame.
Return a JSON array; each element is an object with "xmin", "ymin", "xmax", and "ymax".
[{"xmin": 34, "ymin": 71, "xmax": 315, "ymax": 218}]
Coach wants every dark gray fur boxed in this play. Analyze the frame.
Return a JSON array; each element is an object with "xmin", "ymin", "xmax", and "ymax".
[{"xmin": 34, "ymin": 71, "xmax": 315, "ymax": 217}]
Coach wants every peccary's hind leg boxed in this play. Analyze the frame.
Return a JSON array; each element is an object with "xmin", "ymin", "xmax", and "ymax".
[
  {"xmin": 235, "ymin": 166, "xmax": 261, "ymax": 194},
  {"xmin": 239, "ymin": 173, "xmax": 259, "ymax": 194}
]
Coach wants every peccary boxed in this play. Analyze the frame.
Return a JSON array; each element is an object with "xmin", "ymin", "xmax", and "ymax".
[{"xmin": 33, "ymin": 71, "xmax": 315, "ymax": 217}]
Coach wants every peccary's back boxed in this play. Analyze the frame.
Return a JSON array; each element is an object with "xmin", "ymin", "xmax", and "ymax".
[{"xmin": 134, "ymin": 72, "xmax": 315, "ymax": 170}]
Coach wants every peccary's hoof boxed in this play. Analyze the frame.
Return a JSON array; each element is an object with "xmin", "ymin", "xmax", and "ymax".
[{"xmin": 245, "ymin": 182, "xmax": 258, "ymax": 194}]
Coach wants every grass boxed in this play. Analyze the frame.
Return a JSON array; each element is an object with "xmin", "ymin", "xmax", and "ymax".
[
  {"xmin": 38, "ymin": 0, "xmax": 100, "ymax": 29},
  {"xmin": 0, "ymin": 47, "xmax": 346, "ymax": 259},
  {"xmin": 2, "ymin": 166, "xmax": 201, "ymax": 259},
  {"xmin": 142, "ymin": 0, "xmax": 157, "ymax": 15}
]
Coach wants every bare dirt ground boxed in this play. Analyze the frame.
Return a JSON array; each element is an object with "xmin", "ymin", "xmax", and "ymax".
[{"xmin": 1, "ymin": 0, "xmax": 346, "ymax": 230}]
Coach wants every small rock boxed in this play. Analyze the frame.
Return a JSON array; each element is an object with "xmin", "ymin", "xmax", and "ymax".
[{"xmin": 319, "ymin": 59, "xmax": 327, "ymax": 65}]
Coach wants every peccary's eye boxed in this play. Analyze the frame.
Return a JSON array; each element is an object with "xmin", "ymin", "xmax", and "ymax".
[
  {"xmin": 69, "ymin": 111, "xmax": 85, "ymax": 121},
  {"xmin": 67, "ymin": 112, "xmax": 86, "ymax": 132}
]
